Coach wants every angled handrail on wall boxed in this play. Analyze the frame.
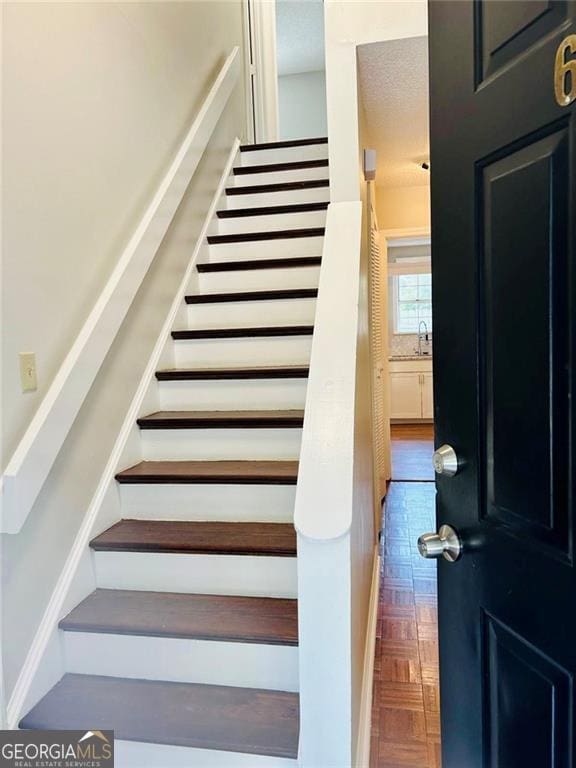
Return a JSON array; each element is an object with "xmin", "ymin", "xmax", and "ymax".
[{"xmin": 1, "ymin": 48, "xmax": 241, "ymax": 534}]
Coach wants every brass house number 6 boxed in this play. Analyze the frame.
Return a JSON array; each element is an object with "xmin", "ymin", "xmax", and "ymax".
[{"xmin": 555, "ymin": 34, "xmax": 576, "ymax": 107}]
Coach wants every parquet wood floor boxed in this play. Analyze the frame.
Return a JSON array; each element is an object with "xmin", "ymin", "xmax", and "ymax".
[{"xmin": 370, "ymin": 481, "xmax": 440, "ymax": 768}]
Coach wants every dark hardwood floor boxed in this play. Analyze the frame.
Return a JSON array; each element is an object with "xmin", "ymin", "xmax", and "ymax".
[
  {"xmin": 391, "ymin": 424, "xmax": 435, "ymax": 482},
  {"xmin": 370, "ymin": 477, "xmax": 440, "ymax": 767}
]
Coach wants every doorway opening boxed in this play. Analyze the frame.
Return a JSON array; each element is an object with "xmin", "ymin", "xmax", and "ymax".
[
  {"xmin": 357, "ymin": 35, "xmax": 440, "ymax": 768},
  {"xmin": 275, "ymin": 0, "xmax": 327, "ymax": 140},
  {"xmin": 385, "ymin": 233, "xmax": 435, "ymax": 483}
]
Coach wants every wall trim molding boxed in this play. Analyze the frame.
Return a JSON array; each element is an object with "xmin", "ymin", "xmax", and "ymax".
[
  {"xmin": 5, "ymin": 138, "xmax": 241, "ymax": 730},
  {"xmin": 1, "ymin": 47, "xmax": 241, "ymax": 535},
  {"xmin": 355, "ymin": 550, "xmax": 380, "ymax": 768}
]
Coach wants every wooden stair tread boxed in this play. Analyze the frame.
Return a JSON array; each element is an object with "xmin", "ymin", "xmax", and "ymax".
[
  {"xmin": 197, "ymin": 257, "xmax": 321, "ymax": 273},
  {"xmin": 240, "ymin": 136, "xmax": 327, "ymax": 151},
  {"xmin": 155, "ymin": 365, "xmax": 309, "ymax": 381},
  {"xmin": 226, "ymin": 179, "xmax": 329, "ymax": 196},
  {"xmin": 59, "ymin": 589, "xmax": 298, "ymax": 645},
  {"xmin": 185, "ymin": 288, "xmax": 317, "ymax": 305},
  {"xmin": 207, "ymin": 227, "xmax": 324, "ymax": 244},
  {"xmin": 90, "ymin": 520, "xmax": 297, "ymax": 557},
  {"xmin": 137, "ymin": 410, "xmax": 305, "ymax": 429},
  {"xmin": 233, "ymin": 159, "xmax": 328, "ymax": 175},
  {"xmin": 20, "ymin": 674, "xmax": 299, "ymax": 758},
  {"xmin": 172, "ymin": 325, "xmax": 314, "ymax": 339},
  {"xmin": 116, "ymin": 460, "xmax": 299, "ymax": 485},
  {"xmin": 216, "ymin": 202, "xmax": 328, "ymax": 219}
]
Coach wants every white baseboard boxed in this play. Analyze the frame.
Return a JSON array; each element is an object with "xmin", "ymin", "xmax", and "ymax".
[
  {"xmin": 6, "ymin": 137, "xmax": 241, "ymax": 730},
  {"xmin": 355, "ymin": 549, "xmax": 381, "ymax": 768},
  {"xmin": 1, "ymin": 47, "xmax": 240, "ymax": 535}
]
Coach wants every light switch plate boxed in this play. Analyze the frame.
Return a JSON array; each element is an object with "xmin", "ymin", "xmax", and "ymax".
[{"xmin": 19, "ymin": 352, "xmax": 37, "ymax": 392}]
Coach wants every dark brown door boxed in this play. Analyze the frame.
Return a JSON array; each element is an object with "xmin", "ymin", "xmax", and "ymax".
[{"xmin": 429, "ymin": 2, "xmax": 576, "ymax": 766}]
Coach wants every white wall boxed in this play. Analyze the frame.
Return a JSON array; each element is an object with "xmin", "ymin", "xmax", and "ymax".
[
  {"xmin": 2, "ymin": 1, "xmax": 247, "ymax": 466},
  {"xmin": 1, "ymin": 0, "xmax": 246, "ymax": 707},
  {"xmin": 278, "ymin": 70, "xmax": 327, "ymax": 139},
  {"xmin": 377, "ymin": 184, "xmax": 431, "ymax": 230},
  {"xmin": 325, "ymin": 0, "xmax": 428, "ymax": 203}
]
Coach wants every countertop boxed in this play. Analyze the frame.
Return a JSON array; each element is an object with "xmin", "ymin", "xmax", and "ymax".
[{"xmin": 388, "ymin": 355, "xmax": 433, "ymax": 361}]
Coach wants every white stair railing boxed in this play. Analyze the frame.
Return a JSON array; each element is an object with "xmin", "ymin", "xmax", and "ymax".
[{"xmin": 295, "ymin": 200, "xmax": 377, "ymax": 767}]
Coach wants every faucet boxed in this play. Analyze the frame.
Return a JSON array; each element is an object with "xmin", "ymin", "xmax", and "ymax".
[{"xmin": 417, "ymin": 320, "xmax": 429, "ymax": 356}]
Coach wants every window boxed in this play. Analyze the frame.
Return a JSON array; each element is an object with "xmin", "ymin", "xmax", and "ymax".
[{"xmin": 393, "ymin": 273, "xmax": 432, "ymax": 333}]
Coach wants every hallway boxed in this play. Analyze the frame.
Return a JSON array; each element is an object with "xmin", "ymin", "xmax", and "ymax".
[{"xmin": 371, "ymin": 429, "xmax": 439, "ymax": 767}]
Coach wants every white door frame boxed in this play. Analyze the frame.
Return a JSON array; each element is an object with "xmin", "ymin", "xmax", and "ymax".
[
  {"xmin": 381, "ymin": 226, "xmax": 432, "ymax": 463},
  {"xmin": 246, "ymin": 0, "xmax": 279, "ymax": 143},
  {"xmin": 242, "ymin": 0, "xmax": 256, "ymax": 144}
]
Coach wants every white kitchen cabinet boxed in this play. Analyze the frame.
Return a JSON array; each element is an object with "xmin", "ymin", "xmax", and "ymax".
[
  {"xmin": 390, "ymin": 373, "xmax": 422, "ymax": 419},
  {"xmin": 389, "ymin": 360, "xmax": 434, "ymax": 420}
]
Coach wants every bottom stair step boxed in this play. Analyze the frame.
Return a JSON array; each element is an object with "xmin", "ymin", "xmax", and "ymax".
[{"xmin": 20, "ymin": 674, "xmax": 299, "ymax": 760}]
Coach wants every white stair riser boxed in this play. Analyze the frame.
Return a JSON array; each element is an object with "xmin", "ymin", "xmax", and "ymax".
[
  {"xmin": 217, "ymin": 209, "xmax": 326, "ymax": 235},
  {"xmin": 225, "ymin": 186, "xmax": 329, "ymax": 209},
  {"xmin": 173, "ymin": 336, "xmax": 312, "ymax": 368},
  {"xmin": 119, "ymin": 483, "xmax": 296, "ymax": 523},
  {"xmin": 240, "ymin": 143, "xmax": 328, "ymax": 167},
  {"xmin": 187, "ymin": 298, "xmax": 316, "ymax": 328},
  {"xmin": 93, "ymin": 551, "xmax": 297, "ymax": 598},
  {"xmin": 231, "ymin": 165, "xmax": 327, "ymax": 187},
  {"xmin": 197, "ymin": 266, "xmax": 320, "ymax": 293},
  {"xmin": 158, "ymin": 378, "xmax": 308, "ymax": 411},
  {"xmin": 63, "ymin": 632, "xmax": 299, "ymax": 692},
  {"xmin": 207, "ymin": 236, "xmax": 323, "ymax": 261},
  {"xmin": 115, "ymin": 740, "xmax": 297, "ymax": 768},
  {"xmin": 140, "ymin": 428, "xmax": 302, "ymax": 461}
]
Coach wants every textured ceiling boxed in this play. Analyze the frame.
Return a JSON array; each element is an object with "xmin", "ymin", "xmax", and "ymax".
[
  {"xmin": 276, "ymin": 0, "xmax": 325, "ymax": 76},
  {"xmin": 358, "ymin": 36, "xmax": 430, "ymax": 189}
]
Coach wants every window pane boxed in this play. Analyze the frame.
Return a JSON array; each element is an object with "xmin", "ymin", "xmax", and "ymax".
[
  {"xmin": 417, "ymin": 284, "xmax": 432, "ymax": 301},
  {"xmin": 399, "ymin": 286, "xmax": 418, "ymax": 301},
  {"xmin": 394, "ymin": 273, "xmax": 433, "ymax": 333}
]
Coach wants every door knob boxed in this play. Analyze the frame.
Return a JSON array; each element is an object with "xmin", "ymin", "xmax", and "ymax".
[
  {"xmin": 432, "ymin": 444, "xmax": 459, "ymax": 476},
  {"xmin": 418, "ymin": 524, "xmax": 462, "ymax": 562}
]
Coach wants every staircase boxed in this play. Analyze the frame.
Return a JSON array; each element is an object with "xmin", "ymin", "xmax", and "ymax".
[{"xmin": 20, "ymin": 137, "xmax": 329, "ymax": 766}]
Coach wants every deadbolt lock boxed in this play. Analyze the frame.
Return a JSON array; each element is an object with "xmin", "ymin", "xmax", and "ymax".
[{"xmin": 432, "ymin": 444, "xmax": 459, "ymax": 477}]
